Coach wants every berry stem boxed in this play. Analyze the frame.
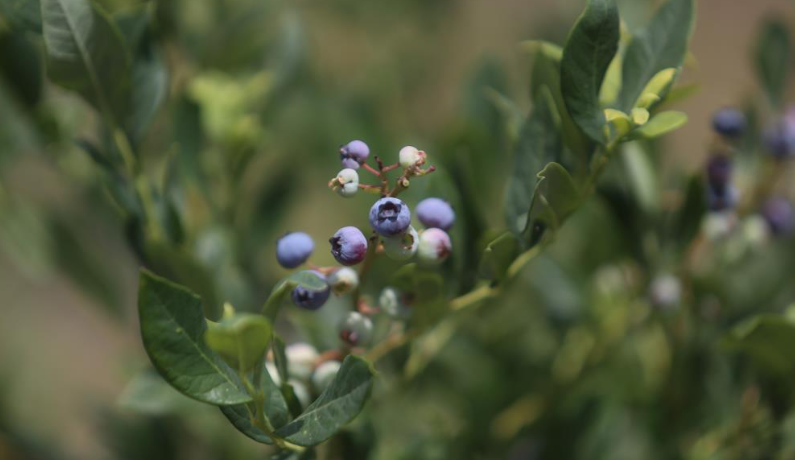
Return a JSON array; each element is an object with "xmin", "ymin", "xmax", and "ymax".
[
  {"xmin": 362, "ymin": 163, "xmax": 381, "ymax": 177},
  {"xmin": 358, "ymin": 183, "xmax": 383, "ymax": 194}
]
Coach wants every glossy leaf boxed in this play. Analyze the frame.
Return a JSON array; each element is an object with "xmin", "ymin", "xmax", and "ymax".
[
  {"xmin": 41, "ymin": 0, "xmax": 131, "ymax": 124},
  {"xmin": 560, "ymin": 0, "xmax": 620, "ymax": 143},
  {"xmin": 505, "ymin": 89, "xmax": 562, "ymax": 235},
  {"xmin": 617, "ymin": 0, "xmax": 694, "ymax": 111},
  {"xmin": 522, "ymin": 162, "xmax": 580, "ymax": 246},
  {"xmin": 205, "ymin": 313, "xmax": 273, "ymax": 372},
  {"xmin": 220, "ymin": 365, "xmax": 289, "ymax": 444},
  {"xmin": 138, "ymin": 270, "xmax": 252, "ymax": 405},
  {"xmin": 628, "ymin": 111, "xmax": 688, "ymax": 139},
  {"xmin": 755, "ymin": 19, "xmax": 791, "ymax": 108},
  {"xmin": 275, "ymin": 355, "xmax": 375, "ymax": 446}
]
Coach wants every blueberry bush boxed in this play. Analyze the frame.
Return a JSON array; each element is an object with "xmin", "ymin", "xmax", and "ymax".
[{"xmin": 3, "ymin": 0, "xmax": 795, "ymax": 459}]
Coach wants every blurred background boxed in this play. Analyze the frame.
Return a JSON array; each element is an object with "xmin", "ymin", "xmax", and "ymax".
[{"xmin": 2, "ymin": 0, "xmax": 795, "ymax": 459}]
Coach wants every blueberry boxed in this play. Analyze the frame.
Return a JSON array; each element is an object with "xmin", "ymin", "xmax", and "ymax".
[
  {"xmin": 705, "ymin": 154, "xmax": 732, "ymax": 194},
  {"xmin": 340, "ymin": 140, "xmax": 370, "ymax": 169},
  {"xmin": 762, "ymin": 196, "xmax": 795, "ymax": 235},
  {"xmin": 379, "ymin": 287, "xmax": 410, "ymax": 318},
  {"xmin": 284, "ymin": 343, "xmax": 319, "ymax": 381},
  {"xmin": 327, "ymin": 267, "xmax": 359, "ymax": 295},
  {"xmin": 333, "ymin": 168, "xmax": 359, "ymax": 198},
  {"xmin": 369, "ymin": 197, "xmax": 411, "ymax": 236},
  {"xmin": 416, "ymin": 197, "xmax": 455, "ymax": 231},
  {"xmin": 399, "ymin": 145, "xmax": 425, "ymax": 168},
  {"xmin": 764, "ymin": 121, "xmax": 795, "ymax": 159},
  {"xmin": 311, "ymin": 361, "xmax": 341, "ymax": 394},
  {"xmin": 291, "ymin": 271, "xmax": 331, "ymax": 310},
  {"xmin": 417, "ymin": 228, "xmax": 452, "ymax": 264},
  {"xmin": 330, "ymin": 226, "xmax": 369, "ymax": 266},
  {"xmin": 383, "ymin": 226, "xmax": 419, "ymax": 261},
  {"xmin": 338, "ymin": 311, "xmax": 374, "ymax": 346},
  {"xmin": 706, "ymin": 185, "xmax": 739, "ymax": 212},
  {"xmin": 712, "ymin": 108, "xmax": 746, "ymax": 138},
  {"xmin": 276, "ymin": 232, "xmax": 314, "ymax": 269}
]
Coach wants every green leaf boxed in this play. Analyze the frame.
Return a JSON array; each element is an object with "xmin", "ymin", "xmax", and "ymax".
[
  {"xmin": 755, "ymin": 19, "xmax": 791, "ymax": 108},
  {"xmin": 628, "ymin": 111, "xmax": 688, "ymax": 139},
  {"xmin": 271, "ymin": 335, "xmax": 307, "ymax": 418},
  {"xmin": 263, "ymin": 271, "xmax": 328, "ymax": 321},
  {"xmin": 205, "ymin": 312, "xmax": 273, "ymax": 372},
  {"xmin": 617, "ymin": 0, "xmax": 694, "ymax": 111},
  {"xmin": 138, "ymin": 270, "xmax": 252, "ymax": 405},
  {"xmin": 530, "ymin": 41, "xmax": 591, "ymax": 160},
  {"xmin": 504, "ymin": 89, "xmax": 562, "ymax": 235},
  {"xmin": 478, "ymin": 232, "xmax": 520, "ymax": 282},
  {"xmin": 220, "ymin": 365, "xmax": 289, "ymax": 444},
  {"xmin": 41, "ymin": 0, "xmax": 131, "ymax": 124},
  {"xmin": 391, "ymin": 263, "xmax": 446, "ymax": 329},
  {"xmin": 522, "ymin": 162, "xmax": 580, "ymax": 246},
  {"xmin": 275, "ymin": 355, "xmax": 375, "ymax": 447},
  {"xmin": 560, "ymin": 0, "xmax": 620, "ymax": 143},
  {"xmin": 0, "ymin": 0, "xmax": 41, "ymax": 33},
  {"xmin": 723, "ymin": 315, "xmax": 795, "ymax": 377}
]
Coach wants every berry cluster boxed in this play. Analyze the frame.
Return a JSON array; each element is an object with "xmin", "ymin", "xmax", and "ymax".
[
  {"xmin": 705, "ymin": 108, "xmax": 794, "ymax": 237},
  {"xmin": 273, "ymin": 140, "xmax": 455, "ymax": 364}
]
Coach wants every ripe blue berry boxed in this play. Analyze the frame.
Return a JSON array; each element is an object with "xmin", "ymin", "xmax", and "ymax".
[
  {"xmin": 276, "ymin": 232, "xmax": 314, "ymax": 269},
  {"xmin": 762, "ymin": 196, "xmax": 795, "ymax": 235},
  {"xmin": 291, "ymin": 271, "xmax": 331, "ymax": 310},
  {"xmin": 705, "ymin": 154, "xmax": 732, "ymax": 194},
  {"xmin": 417, "ymin": 228, "xmax": 452, "ymax": 264},
  {"xmin": 416, "ymin": 197, "xmax": 455, "ymax": 231},
  {"xmin": 712, "ymin": 108, "xmax": 746, "ymax": 138},
  {"xmin": 369, "ymin": 197, "xmax": 411, "ymax": 236},
  {"xmin": 338, "ymin": 311, "xmax": 374, "ymax": 346},
  {"xmin": 340, "ymin": 140, "xmax": 370, "ymax": 169},
  {"xmin": 764, "ymin": 122, "xmax": 795, "ymax": 159},
  {"xmin": 383, "ymin": 226, "xmax": 419, "ymax": 261},
  {"xmin": 330, "ymin": 226, "xmax": 369, "ymax": 266}
]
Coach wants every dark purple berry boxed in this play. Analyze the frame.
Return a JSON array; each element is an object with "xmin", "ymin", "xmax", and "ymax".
[
  {"xmin": 330, "ymin": 226, "xmax": 368, "ymax": 266},
  {"xmin": 291, "ymin": 271, "xmax": 331, "ymax": 310},
  {"xmin": 764, "ymin": 121, "xmax": 795, "ymax": 159},
  {"xmin": 706, "ymin": 185, "xmax": 739, "ymax": 212},
  {"xmin": 705, "ymin": 154, "xmax": 732, "ymax": 194}
]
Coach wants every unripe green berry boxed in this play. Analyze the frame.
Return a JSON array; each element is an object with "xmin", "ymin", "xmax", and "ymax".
[
  {"xmin": 399, "ymin": 145, "xmax": 425, "ymax": 168},
  {"xmin": 328, "ymin": 267, "xmax": 359, "ymax": 295},
  {"xmin": 334, "ymin": 168, "xmax": 359, "ymax": 198},
  {"xmin": 339, "ymin": 311, "xmax": 374, "ymax": 346},
  {"xmin": 379, "ymin": 287, "xmax": 409, "ymax": 318},
  {"xmin": 383, "ymin": 226, "xmax": 419, "ymax": 261}
]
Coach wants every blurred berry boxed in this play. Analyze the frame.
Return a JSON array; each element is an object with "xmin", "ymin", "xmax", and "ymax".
[
  {"xmin": 762, "ymin": 196, "xmax": 795, "ymax": 235},
  {"xmin": 284, "ymin": 343, "xmax": 319, "ymax": 381},
  {"xmin": 399, "ymin": 145, "xmax": 425, "ymax": 168},
  {"xmin": 417, "ymin": 228, "xmax": 452, "ymax": 264},
  {"xmin": 764, "ymin": 121, "xmax": 795, "ymax": 159},
  {"xmin": 706, "ymin": 184, "xmax": 739, "ymax": 212},
  {"xmin": 339, "ymin": 311, "xmax": 374, "ymax": 346},
  {"xmin": 340, "ymin": 140, "xmax": 370, "ymax": 169},
  {"xmin": 276, "ymin": 232, "xmax": 314, "ymax": 269},
  {"xmin": 705, "ymin": 154, "xmax": 732, "ymax": 194},
  {"xmin": 328, "ymin": 267, "xmax": 359, "ymax": 295},
  {"xmin": 334, "ymin": 168, "xmax": 359, "ymax": 198},
  {"xmin": 311, "ymin": 361, "xmax": 341, "ymax": 394},
  {"xmin": 330, "ymin": 226, "xmax": 369, "ymax": 265},
  {"xmin": 711, "ymin": 108, "xmax": 746, "ymax": 138},
  {"xmin": 369, "ymin": 197, "xmax": 411, "ymax": 236},
  {"xmin": 383, "ymin": 226, "xmax": 419, "ymax": 261},
  {"xmin": 649, "ymin": 274, "xmax": 681, "ymax": 310},
  {"xmin": 291, "ymin": 271, "xmax": 331, "ymax": 310},
  {"xmin": 379, "ymin": 287, "xmax": 410, "ymax": 318},
  {"xmin": 416, "ymin": 197, "xmax": 455, "ymax": 230}
]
